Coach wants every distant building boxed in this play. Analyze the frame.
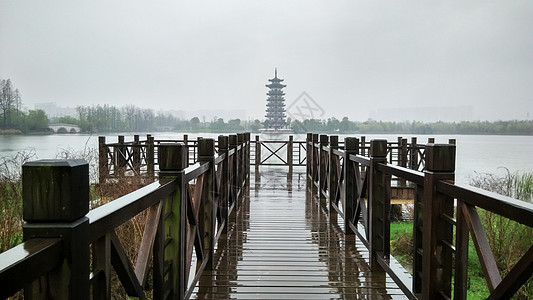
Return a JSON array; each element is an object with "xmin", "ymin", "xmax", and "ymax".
[
  {"xmin": 34, "ymin": 102, "xmax": 77, "ymax": 118},
  {"xmin": 186, "ymin": 109, "xmax": 246, "ymax": 121},
  {"xmin": 264, "ymin": 69, "xmax": 288, "ymax": 129},
  {"xmin": 370, "ymin": 105, "xmax": 474, "ymax": 122}
]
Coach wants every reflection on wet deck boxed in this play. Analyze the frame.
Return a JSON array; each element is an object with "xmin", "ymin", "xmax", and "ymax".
[{"xmin": 191, "ymin": 167, "xmax": 408, "ymax": 299}]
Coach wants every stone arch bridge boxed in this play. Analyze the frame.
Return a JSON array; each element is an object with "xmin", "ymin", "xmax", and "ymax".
[{"xmin": 48, "ymin": 123, "xmax": 81, "ymax": 133}]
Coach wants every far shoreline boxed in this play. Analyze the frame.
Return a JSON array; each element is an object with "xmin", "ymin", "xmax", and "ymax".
[
  {"xmin": 2, "ymin": 130, "xmax": 533, "ymax": 136},
  {"xmin": 0, "ymin": 129, "xmax": 23, "ymax": 135}
]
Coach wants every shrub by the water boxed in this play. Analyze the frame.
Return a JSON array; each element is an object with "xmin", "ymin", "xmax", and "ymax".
[
  {"xmin": 0, "ymin": 149, "xmax": 35, "ymax": 252},
  {"xmin": 469, "ymin": 170, "xmax": 533, "ymax": 299},
  {"xmin": 0, "ymin": 146, "xmax": 155, "ymax": 299},
  {"xmin": 390, "ymin": 170, "xmax": 533, "ymax": 299}
]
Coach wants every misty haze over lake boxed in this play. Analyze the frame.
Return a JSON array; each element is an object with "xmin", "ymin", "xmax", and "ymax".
[{"xmin": 1, "ymin": 1, "xmax": 532, "ymax": 122}]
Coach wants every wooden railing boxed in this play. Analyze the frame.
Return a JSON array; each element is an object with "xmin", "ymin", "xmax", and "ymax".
[
  {"xmin": 252, "ymin": 135, "xmax": 306, "ymax": 169},
  {"xmin": 307, "ymin": 133, "xmax": 533, "ymax": 299},
  {"xmin": 98, "ymin": 133, "xmax": 252, "ymax": 183},
  {"xmin": 99, "ymin": 133, "xmax": 427, "ymax": 183},
  {"xmin": 0, "ymin": 135, "xmax": 250, "ymax": 299}
]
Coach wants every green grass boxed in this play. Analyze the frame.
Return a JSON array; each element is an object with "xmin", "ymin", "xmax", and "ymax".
[
  {"xmin": 390, "ymin": 221, "xmax": 491, "ymax": 298},
  {"xmin": 390, "ymin": 222, "xmax": 412, "ymax": 240},
  {"xmin": 466, "ymin": 275, "xmax": 490, "ymax": 299}
]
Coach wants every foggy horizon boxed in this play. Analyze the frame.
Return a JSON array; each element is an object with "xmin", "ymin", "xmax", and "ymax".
[{"xmin": 1, "ymin": 1, "xmax": 532, "ymax": 122}]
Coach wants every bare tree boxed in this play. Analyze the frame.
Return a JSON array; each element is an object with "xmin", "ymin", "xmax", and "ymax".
[
  {"xmin": 0, "ymin": 79, "xmax": 15, "ymax": 128},
  {"xmin": 11, "ymin": 88, "xmax": 21, "ymax": 127}
]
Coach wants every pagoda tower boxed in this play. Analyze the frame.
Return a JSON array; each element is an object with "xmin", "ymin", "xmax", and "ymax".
[{"xmin": 264, "ymin": 69, "xmax": 287, "ymax": 129}]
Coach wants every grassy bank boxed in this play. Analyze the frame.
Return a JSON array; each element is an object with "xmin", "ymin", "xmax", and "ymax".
[
  {"xmin": 390, "ymin": 221, "xmax": 490, "ymax": 299},
  {"xmin": 390, "ymin": 171, "xmax": 533, "ymax": 299}
]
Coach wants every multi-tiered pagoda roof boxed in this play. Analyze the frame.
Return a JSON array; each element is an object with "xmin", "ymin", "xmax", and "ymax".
[{"xmin": 264, "ymin": 69, "xmax": 287, "ymax": 130}]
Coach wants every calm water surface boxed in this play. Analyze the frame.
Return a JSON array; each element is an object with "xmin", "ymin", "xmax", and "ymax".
[{"xmin": 1, "ymin": 133, "xmax": 532, "ymax": 184}]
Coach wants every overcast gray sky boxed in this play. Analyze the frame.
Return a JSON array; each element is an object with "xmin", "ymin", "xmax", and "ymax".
[{"xmin": 1, "ymin": 1, "xmax": 532, "ymax": 121}]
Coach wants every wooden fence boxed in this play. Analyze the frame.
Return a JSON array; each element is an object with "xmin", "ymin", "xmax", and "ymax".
[
  {"xmin": 0, "ymin": 135, "xmax": 250, "ymax": 299},
  {"xmin": 98, "ymin": 133, "xmax": 251, "ymax": 183},
  {"xmin": 98, "ymin": 133, "xmax": 428, "ymax": 183},
  {"xmin": 5, "ymin": 132, "xmax": 530, "ymax": 299},
  {"xmin": 308, "ymin": 133, "xmax": 533, "ymax": 299}
]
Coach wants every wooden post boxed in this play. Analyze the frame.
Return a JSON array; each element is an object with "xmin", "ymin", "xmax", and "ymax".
[
  {"xmin": 454, "ymin": 198, "xmax": 469, "ymax": 300},
  {"xmin": 399, "ymin": 138, "xmax": 408, "ymax": 187},
  {"xmin": 98, "ymin": 136, "xmax": 108, "ymax": 184},
  {"xmin": 410, "ymin": 137, "xmax": 418, "ymax": 170},
  {"xmin": 328, "ymin": 136, "xmax": 338, "ymax": 211},
  {"xmin": 133, "ymin": 135, "xmax": 141, "ymax": 175},
  {"xmin": 413, "ymin": 176, "xmax": 424, "ymax": 295},
  {"xmin": 157, "ymin": 142, "xmax": 187, "ymax": 299},
  {"xmin": 198, "ymin": 138, "xmax": 216, "ymax": 270},
  {"xmin": 183, "ymin": 134, "xmax": 189, "ymax": 166},
  {"xmin": 117, "ymin": 135, "xmax": 126, "ymax": 176},
  {"xmin": 229, "ymin": 135, "xmax": 238, "ymax": 211},
  {"xmin": 396, "ymin": 137, "xmax": 401, "ymax": 164},
  {"xmin": 255, "ymin": 135, "xmax": 261, "ymax": 169},
  {"xmin": 421, "ymin": 143, "xmax": 456, "ymax": 299},
  {"xmin": 360, "ymin": 136, "xmax": 366, "ymax": 157},
  {"xmin": 218, "ymin": 135, "xmax": 230, "ymax": 234},
  {"xmin": 312, "ymin": 133, "xmax": 319, "ymax": 191},
  {"xmin": 287, "ymin": 135, "xmax": 294, "ymax": 172},
  {"xmin": 92, "ymin": 234, "xmax": 111, "ymax": 299},
  {"xmin": 368, "ymin": 139, "xmax": 389, "ymax": 271},
  {"xmin": 400, "ymin": 138, "xmax": 408, "ymax": 167},
  {"xmin": 22, "ymin": 159, "xmax": 90, "ymax": 300},
  {"xmin": 245, "ymin": 132, "xmax": 251, "ymax": 180},
  {"xmin": 238, "ymin": 133, "xmax": 244, "ymax": 187},
  {"xmin": 319, "ymin": 135, "xmax": 329, "ymax": 202},
  {"xmin": 306, "ymin": 133, "xmax": 312, "ymax": 183},
  {"xmin": 343, "ymin": 137, "xmax": 358, "ymax": 235},
  {"xmin": 245, "ymin": 133, "xmax": 249, "ymax": 180},
  {"xmin": 146, "ymin": 135, "xmax": 155, "ymax": 180}
]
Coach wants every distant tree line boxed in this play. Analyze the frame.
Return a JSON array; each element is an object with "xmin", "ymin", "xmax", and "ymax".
[
  {"xmin": 66, "ymin": 104, "xmax": 264, "ymax": 133},
  {"xmin": 291, "ymin": 118, "xmax": 533, "ymax": 135},
  {"xmin": 0, "ymin": 78, "xmax": 49, "ymax": 133},
  {"xmin": 70, "ymin": 105, "xmax": 533, "ymax": 135},
  {"xmin": 1, "ymin": 78, "xmax": 532, "ymax": 135}
]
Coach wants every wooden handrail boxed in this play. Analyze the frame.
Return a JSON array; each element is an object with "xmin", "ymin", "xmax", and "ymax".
[
  {"xmin": 0, "ymin": 238, "xmax": 64, "ymax": 299},
  {"xmin": 307, "ymin": 133, "xmax": 533, "ymax": 299},
  {"xmin": 14, "ymin": 132, "xmax": 529, "ymax": 298},
  {"xmin": 0, "ymin": 133, "xmax": 252, "ymax": 299},
  {"xmin": 377, "ymin": 163, "xmax": 424, "ymax": 185},
  {"xmin": 437, "ymin": 181, "xmax": 533, "ymax": 227},
  {"xmin": 87, "ymin": 181, "xmax": 172, "ymax": 242}
]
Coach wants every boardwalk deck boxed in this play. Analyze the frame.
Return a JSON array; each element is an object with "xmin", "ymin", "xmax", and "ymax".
[
  {"xmin": 3, "ymin": 135, "xmax": 529, "ymax": 299},
  {"xmin": 191, "ymin": 167, "xmax": 409, "ymax": 299}
]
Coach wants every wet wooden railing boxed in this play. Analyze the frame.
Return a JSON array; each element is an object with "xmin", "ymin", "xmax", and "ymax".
[
  {"xmin": 98, "ymin": 133, "xmax": 251, "ymax": 183},
  {"xmin": 0, "ymin": 135, "xmax": 250, "ymax": 299},
  {"xmin": 98, "ymin": 133, "xmax": 427, "ymax": 183},
  {"xmin": 308, "ymin": 133, "xmax": 533, "ymax": 299},
  {"xmin": 4, "ymin": 132, "xmax": 532, "ymax": 299}
]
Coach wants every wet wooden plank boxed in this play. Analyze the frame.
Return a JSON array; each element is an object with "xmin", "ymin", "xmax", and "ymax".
[{"xmin": 191, "ymin": 167, "xmax": 409, "ymax": 299}]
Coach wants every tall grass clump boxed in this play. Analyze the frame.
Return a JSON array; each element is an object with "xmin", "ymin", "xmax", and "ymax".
[
  {"xmin": 0, "ymin": 149, "xmax": 36, "ymax": 252},
  {"xmin": 55, "ymin": 141, "xmax": 99, "ymax": 184},
  {"xmin": 514, "ymin": 172, "xmax": 533, "ymax": 202},
  {"xmin": 1, "ymin": 143, "xmax": 156, "ymax": 298},
  {"xmin": 390, "ymin": 170, "xmax": 532, "ymax": 298},
  {"xmin": 55, "ymin": 145, "xmax": 152, "ymax": 298},
  {"xmin": 55, "ymin": 144, "xmax": 153, "ymax": 296},
  {"xmin": 469, "ymin": 170, "xmax": 533, "ymax": 299}
]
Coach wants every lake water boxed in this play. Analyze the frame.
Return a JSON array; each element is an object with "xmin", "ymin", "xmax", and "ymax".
[{"xmin": 1, "ymin": 133, "xmax": 532, "ymax": 184}]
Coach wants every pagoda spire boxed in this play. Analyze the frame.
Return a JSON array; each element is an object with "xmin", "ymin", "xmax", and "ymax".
[{"xmin": 264, "ymin": 69, "xmax": 287, "ymax": 130}]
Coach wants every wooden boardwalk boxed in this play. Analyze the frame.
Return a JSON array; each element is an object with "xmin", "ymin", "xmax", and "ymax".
[
  {"xmin": 191, "ymin": 167, "xmax": 409, "ymax": 299},
  {"xmin": 4, "ymin": 135, "xmax": 529, "ymax": 299}
]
